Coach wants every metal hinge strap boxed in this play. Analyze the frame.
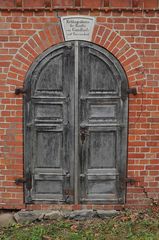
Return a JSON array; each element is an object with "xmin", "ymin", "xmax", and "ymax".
[
  {"xmin": 15, "ymin": 171, "xmax": 32, "ymax": 190},
  {"xmin": 15, "ymin": 88, "xmax": 27, "ymax": 95}
]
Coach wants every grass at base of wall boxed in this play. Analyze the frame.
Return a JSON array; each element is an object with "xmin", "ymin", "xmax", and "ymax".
[{"xmin": 0, "ymin": 208, "xmax": 159, "ymax": 240}]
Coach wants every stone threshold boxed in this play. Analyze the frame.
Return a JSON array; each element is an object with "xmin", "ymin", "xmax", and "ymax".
[
  {"xmin": 0, "ymin": 210, "xmax": 119, "ymax": 227},
  {"xmin": 14, "ymin": 209, "xmax": 119, "ymax": 223}
]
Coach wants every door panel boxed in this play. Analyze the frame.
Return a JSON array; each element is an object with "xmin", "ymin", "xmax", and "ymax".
[
  {"xmin": 24, "ymin": 41, "xmax": 128, "ymax": 204},
  {"xmin": 31, "ymin": 123, "xmax": 69, "ymax": 202},
  {"xmin": 35, "ymin": 103, "xmax": 63, "ymax": 122},
  {"xmin": 85, "ymin": 99, "xmax": 120, "ymax": 123},
  {"xmin": 90, "ymin": 54, "xmax": 116, "ymax": 92},
  {"xmin": 25, "ymin": 43, "xmax": 75, "ymax": 203},
  {"xmin": 36, "ymin": 54, "xmax": 63, "ymax": 91},
  {"xmin": 80, "ymin": 127, "xmax": 121, "ymax": 203},
  {"xmin": 89, "ymin": 131, "xmax": 116, "ymax": 169},
  {"xmin": 36, "ymin": 130, "xmax": 63, "ymax": 168},
  {"xmin": 79, "ymin": 42, "xmax": 127, "ymax": 204}
]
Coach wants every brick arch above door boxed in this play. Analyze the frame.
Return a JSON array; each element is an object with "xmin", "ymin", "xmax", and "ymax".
[{"xmin": 7, "ymin": 21, "xmax": 144, "ymax": 90}]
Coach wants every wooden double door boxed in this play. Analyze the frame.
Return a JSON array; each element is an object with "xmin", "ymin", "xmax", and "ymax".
[{"xmin": 24, "ymin": 41, "xmax": 128, "ymax": 204}]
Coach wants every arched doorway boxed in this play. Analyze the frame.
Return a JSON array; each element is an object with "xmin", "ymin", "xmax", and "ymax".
[{"xmin": 24, "ymin": 41, "xmax": 128, "ymax": 204}]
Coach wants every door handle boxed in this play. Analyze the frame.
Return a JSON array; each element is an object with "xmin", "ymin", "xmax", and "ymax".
[
  {"xmin": 80, "ymin": 126, "xmax": 89, "ymax": 144},
  {"xmin": 80, "ymin": 129, "xmax": 86, "ymax": 144}
]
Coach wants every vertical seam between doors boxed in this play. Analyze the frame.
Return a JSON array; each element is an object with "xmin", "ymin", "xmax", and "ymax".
[{"xmin": 74, "ymin": 41, "xmax": 79, "ymax": 204}]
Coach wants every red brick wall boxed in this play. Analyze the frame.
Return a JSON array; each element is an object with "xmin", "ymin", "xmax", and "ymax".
[
  {"xmin": 0, "ymin": 0, "xmax": 159, "ymax": 210},
  {"xmin": 0, "ymin": 0, "xmax": 159, "ymax": 9}
]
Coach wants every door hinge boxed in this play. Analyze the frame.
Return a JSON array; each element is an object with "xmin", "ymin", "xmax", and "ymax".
[
  {"xmin": 15, "ymin": 88, "xmax": 27, "ymax": 95},
  {"xmin": 15, "ymin": 171, "xmax": 32, "ymax": 190},
  {"xmin": 15, "ymin": 178, "xmax": 26, "ymax": 184},
  {"xmin": 122, "ymin": 86, "xmax": 137, "ymax": 100},
  {"xmin": 125, "ymin": 178, "xmax": 137, "ymax": 185},
  {"xmin": 127, "ymin": 88, "xmax": 137, "ymax": 95}
]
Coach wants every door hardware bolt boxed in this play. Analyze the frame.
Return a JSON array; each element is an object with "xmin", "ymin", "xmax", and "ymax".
[
  {"xmin": 15, "ymin": 88, "xmax": 27, "ymax": 95},
  {"xmin": 127, "ymin": 88, "xmax": 137, "ymax": 95},
  {"xmin": 65, "ymin": 195, "xmax": 70, "ymax": 203},
  {"xmin": 125, "ymin": 178, "xmax": 137, "ymax": 185},
  {"xmin": 80, "ymin": 173, "xmax": 85, "ymax": 178},
  {"xmin": 64, "ymin": 171, "xmax": 70, "ymax": 178},
  {"xmin": 15, "ymin": 178, "xmax": 26, "ymax": 184}
]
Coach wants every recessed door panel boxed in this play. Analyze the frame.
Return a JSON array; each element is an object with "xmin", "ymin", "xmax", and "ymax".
[
  {"xmin": 90, "ymin": 54, "xmax": 116, "ymax": 92},
  {"xmin": 35, "ymin": 104, "xmax": 63, "ymax": 122},
  {"xmin": 89, "ymin": 131, "xmax": 116, "ymax": 169},
  {"xmin": 36, "ymin": 54, "xmax": 63, "ymax": 91},
  {"xmin": 89, "ymin": 104, "xmax": 116, "ymax": 119},
  {"xmin": 36, "ymin": 130, "xmax": 63, "ymax": 168}
]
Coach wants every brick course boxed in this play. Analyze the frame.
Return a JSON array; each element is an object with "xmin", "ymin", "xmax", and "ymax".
[{"xmin": 0, "ymin": 0, "xmax": 159, "ymax": 210}]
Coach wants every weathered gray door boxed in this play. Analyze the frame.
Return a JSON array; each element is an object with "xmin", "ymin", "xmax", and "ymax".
[{"xmin": 24, "ymin": 41, "xmax": 128, "ymax": 204}]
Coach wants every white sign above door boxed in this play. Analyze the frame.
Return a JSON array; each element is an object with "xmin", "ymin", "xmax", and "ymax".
[{"xmin": 61, "ymin": 16, "xmax": 95, "ymax": 41}]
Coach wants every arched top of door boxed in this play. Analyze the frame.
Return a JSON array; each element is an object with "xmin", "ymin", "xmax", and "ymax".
[{"xmin": 24, "ymin": 41, "xmax": 128, "ymax": 100}]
